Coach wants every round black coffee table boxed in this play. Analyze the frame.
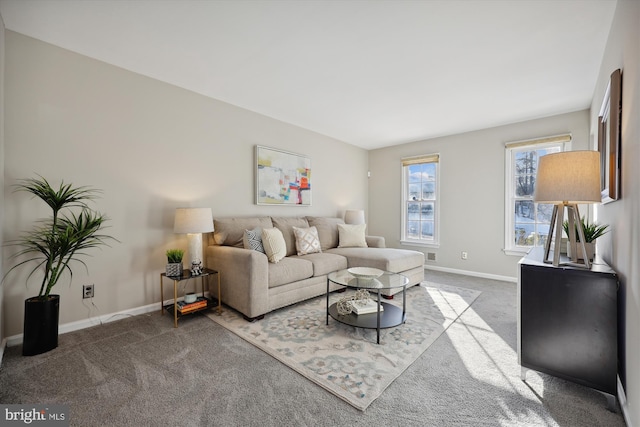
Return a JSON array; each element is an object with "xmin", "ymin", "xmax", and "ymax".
[{"xmin": 326, "ymin": 269, "xmax": 409, "ymax": 344}]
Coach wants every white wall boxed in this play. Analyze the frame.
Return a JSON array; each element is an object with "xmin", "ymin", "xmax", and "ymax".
[
  {"xmin": 590, "ymin": 1, "xmax": 640, "ymax": 425},
  {"xmin": 2, "ymin": 31, "xmax": 368, "ymax": 337},
  {"xmin": 368, "ymin": 110, "xmax": 590, "ymax": 279}
]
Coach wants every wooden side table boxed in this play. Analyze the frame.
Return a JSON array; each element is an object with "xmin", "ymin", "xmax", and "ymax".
[{"xmin": 160, "ymin": 267, "xmax": 221, "ymax": 327}]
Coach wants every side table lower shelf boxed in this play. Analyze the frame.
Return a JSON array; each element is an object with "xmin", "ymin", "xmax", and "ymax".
[
  {"xmin": 160, "ymin": 268, "xmax": 221, "ymax": 328},
  {"xmin": 163, "ymin": 297, "xmax": 219, "ymax": 319}
]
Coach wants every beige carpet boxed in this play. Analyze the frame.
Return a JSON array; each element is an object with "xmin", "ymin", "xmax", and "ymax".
[{"xmin": 206, "ymin": 282, "xmax": 480, "ymax": 410}]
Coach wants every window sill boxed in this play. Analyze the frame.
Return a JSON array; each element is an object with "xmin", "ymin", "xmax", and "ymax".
[
  {"xmin": 400, "ymin": 240, "xmax": 440, "ymax": 249},
  {"xmin": 503, "ymin": 248, "xmax": 532, "ymax": 257}
]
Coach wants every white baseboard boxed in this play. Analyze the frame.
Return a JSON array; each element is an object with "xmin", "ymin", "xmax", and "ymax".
[
  {"xmin": 424, "ymin": 265, "xmax": 517, "ymax": 283},
  {"xmin": 618, "ymin": 375, "xmax": 632, "ymax": 426}
]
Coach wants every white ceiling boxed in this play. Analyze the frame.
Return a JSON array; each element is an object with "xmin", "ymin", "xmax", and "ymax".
[{"xmin": 0, "ymin": 0, "xmax": 617, "ymax": 149}]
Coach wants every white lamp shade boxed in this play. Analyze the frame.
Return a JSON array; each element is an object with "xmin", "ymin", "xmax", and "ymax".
[
  {"xmin": 533, "ymin": 151, "xmax": 601, "ymax": 203},
  {"xmin": 344, "ymin": 210, "xmax": 366, "ymax": 225},
  {"xmin": 174, "ymin": 208, "xmax": 214, "ymax": 233}
]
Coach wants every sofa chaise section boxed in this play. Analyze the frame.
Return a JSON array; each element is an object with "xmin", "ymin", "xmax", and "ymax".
[{"xmin": 326, "ymin": 247, "xmax": 425, "ymax": 296}]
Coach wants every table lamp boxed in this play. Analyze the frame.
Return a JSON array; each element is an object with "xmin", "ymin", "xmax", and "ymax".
[
  {"xmin": 344, "ymin": 210, "xmax": 365, "ymax": 225},
  {"xmin": 174, "ymin": 208, "xmax": 214, "ymax": 267},
  {"xmin": 533, "ymin": 151, "xmax": 601, "ymax": 268}
]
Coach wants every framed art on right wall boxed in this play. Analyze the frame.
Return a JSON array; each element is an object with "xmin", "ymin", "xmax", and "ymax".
[{"xmin": 598, "ymin": 68, "xmax": 622, "ymax": 204}]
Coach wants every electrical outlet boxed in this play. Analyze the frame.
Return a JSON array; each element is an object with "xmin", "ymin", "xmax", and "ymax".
[
  {"xmin": 83, "ymin": 284, "xmax": 94, "ymax": 299},
  {"xmin": 461, "ymin": 251, "xmax": 468, "ymax": 260}
]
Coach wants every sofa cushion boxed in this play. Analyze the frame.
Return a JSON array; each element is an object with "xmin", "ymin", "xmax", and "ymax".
[
  {"xmin": 214, "ymin": 217, "xmax": 273, "ymax": 248},
  {"xmin": 306, "ymin": 217, "xmax": 344, "ymax": 250},
  {"xmin": 338, "ymin": 223, "xmax": 368, "ymax": 248},
  {"xmin": 291, "ymin": 252, "xmax": 348, "ymax": 276},
  {"xmin": 326, "ymin": 247, "xmax": 424, "ymax": 273},
  {"xmin": 268, "ymin": 257, "xmax": 314, "ymax": 288},
  {"xmin": 262, "ymin": 228, "xmax": 287, "ymax": 263},
  {"xmin": 242, "ymin": 227, "xmax": 265, "ymax": 253},
  {"xmin": 272, "ymin": 217, "xmax": 309, "ymax": 256},
  {"xmin": 292, "ymin": 226, "xmax": 322, "ymax": 255}
]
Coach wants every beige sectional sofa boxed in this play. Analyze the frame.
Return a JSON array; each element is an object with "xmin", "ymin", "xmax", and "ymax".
[{"xmin": 205, "ymin": 216, "xmax": 425, "ymax": 321}]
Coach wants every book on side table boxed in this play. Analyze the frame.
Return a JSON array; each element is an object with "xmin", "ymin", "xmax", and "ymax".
[{"xmin": 176, "ymin": 297, "xmax": 208, "ymax": 314}]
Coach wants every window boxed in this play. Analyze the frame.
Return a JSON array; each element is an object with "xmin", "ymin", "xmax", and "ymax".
[
  {"xmin": 504, "ymin": 135, "xmax": 570, "ymax": 254},
  {"xmin": 401, "ymin": 154, "xmax": 439, "ymax": 246}
]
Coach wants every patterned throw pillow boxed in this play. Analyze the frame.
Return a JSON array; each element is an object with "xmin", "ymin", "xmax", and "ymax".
[
  {"xmin": 337, "ymin": 223, "xmax": 368, "ymax": 248},
  {"xmin": 262, "ymin": 227, "xmax": 287, "ymax": 263},
  {"xmin": 242, "ymin": 227, "xmax": 265, "ymax": 253},
  {"xmin": 292, "ymin": 226, "xmax": 322, "ymax": 256}
]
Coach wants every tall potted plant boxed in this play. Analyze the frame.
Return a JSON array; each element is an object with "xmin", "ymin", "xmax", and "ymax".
[
  {"xmin": 562, "ymin": 217, "xmax": 609, "ymax": 261},
  {"xmin": 4, "ymin": 176, "xmax": 116, "ymax": 356}
]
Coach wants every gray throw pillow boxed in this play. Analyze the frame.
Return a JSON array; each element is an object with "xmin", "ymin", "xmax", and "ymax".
[{"xmin": 243, "ymin": 227, "xmax": 265, "ymax": 253}]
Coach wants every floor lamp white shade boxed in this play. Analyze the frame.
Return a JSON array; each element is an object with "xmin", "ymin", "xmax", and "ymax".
[
  {"xmin": 533, "ymin": 151, "xmax": 601, "ymax": 267},
  {"xmin": 344, "ymin": 210, "xmax": 365, "ymax": 225},
  {"xmin": 174, "ymin": 208, "xmax": 214, "ymax": 265}
]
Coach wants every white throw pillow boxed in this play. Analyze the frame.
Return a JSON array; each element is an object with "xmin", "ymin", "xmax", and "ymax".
[
  {"xmin": 262, "ymin": 227, "xmax": 287, "ymax": 263},
  {"xmin": 337, "ymin": 223, "xmax": 368, "ymax": 248},
  {"xmin": 292, "ymin": 226, "xmax": 322, "ymax": 255}
]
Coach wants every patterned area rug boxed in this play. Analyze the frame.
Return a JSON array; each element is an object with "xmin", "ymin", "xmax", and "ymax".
[{"xmin": 206, "ymin": 282, "xmax": 480, "ymax": 410}]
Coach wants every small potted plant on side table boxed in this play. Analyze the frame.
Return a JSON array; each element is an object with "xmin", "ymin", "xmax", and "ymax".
[
  {"xmin": 166, "ymin": 249, "xmax": 185, "ymax": 277},
  {"xmin": 563, "ymin": 217, "xmax": 609, "ymax": 261}
]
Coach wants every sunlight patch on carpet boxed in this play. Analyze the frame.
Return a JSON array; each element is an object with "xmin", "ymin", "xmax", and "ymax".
[
  {"xmin": 206, "ymin": 282, "xmax": 480, "ymax": 410},
  {"xmin": 443, "ymin": 302, "xmax": 527, "ymax": 394}
]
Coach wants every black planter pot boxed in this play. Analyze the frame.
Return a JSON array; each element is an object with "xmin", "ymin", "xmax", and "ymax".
[{"xmin": 23, "ymin": 294, "xmax": 60, "ymax": 356}]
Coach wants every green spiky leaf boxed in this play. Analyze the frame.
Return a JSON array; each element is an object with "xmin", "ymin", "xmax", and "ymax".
[
  {"xmin": 562, "ymin": 217, "xmax": 609, "ymax": 243},
  {"xmin": 3, "ymin": 176, "xmax": 117, "ymax": 300}
]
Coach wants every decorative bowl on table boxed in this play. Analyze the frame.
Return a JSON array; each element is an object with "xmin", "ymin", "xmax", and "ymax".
[{"xmin": 347, "ymin": 267, "xmax": 384, "ymax": 279}]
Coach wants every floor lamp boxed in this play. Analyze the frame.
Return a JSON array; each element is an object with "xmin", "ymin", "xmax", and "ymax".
[
  {"xmin": 174, "ymin": 208, "xmax": 214, "ymax": 267},
  {"xmin": 533, "ymin": 151, "xmax": 601, "ymax": 268}
]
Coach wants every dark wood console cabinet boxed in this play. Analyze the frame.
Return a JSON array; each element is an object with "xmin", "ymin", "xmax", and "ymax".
[{"xmin": 518, "ymin": 248, "xmax": 618, "ymax": 406}]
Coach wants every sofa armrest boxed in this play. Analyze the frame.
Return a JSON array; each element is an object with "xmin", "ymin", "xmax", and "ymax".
[
  {"xmin": 366, "ymin": 235, "xmax": 386, "ymax": 248},
  {"xmin": 205, "ymin": 245, "xmax": 269, "ymax": 319}
]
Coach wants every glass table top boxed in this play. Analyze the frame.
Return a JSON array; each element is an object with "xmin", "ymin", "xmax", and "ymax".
[{"xmin": 328, "ymin": 269, "xmax": 409, "ymax": 290}]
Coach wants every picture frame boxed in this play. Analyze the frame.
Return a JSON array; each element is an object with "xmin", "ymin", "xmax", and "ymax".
[
  {"xmin": 597, "ymin": 68, "xmax": 622, "ymax": 204},
  {"xmin": 255, "ymin": 145, "xmax": 311, "ymax": 206}
]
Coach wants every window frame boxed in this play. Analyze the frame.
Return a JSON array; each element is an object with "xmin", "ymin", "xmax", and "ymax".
[
  {"xmin": 504, "ymin": 135, "xmax": 571, "ymax": 255},
  {"xmin": 400, "ymin": 153, "xmax": 440, "ymax": 247}
]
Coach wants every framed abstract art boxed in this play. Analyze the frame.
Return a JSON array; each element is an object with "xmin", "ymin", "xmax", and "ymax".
[{"xmin": 255, "ymin": 145, "xmax": 311, "ymax": 206}]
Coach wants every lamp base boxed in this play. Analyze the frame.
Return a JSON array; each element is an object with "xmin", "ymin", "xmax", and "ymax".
[
  {"xmin": 543, "ymin": 203, "xmax": 591, "ymax": 269},
  {"xmin": 187, "ymin": 233, "xmax": 203, "ymax": 267}
]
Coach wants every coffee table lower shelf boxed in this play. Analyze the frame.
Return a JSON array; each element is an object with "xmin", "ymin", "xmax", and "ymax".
[{"xmin": 328, "ymin": 302, "xmax": 406, "ymax": 341}]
